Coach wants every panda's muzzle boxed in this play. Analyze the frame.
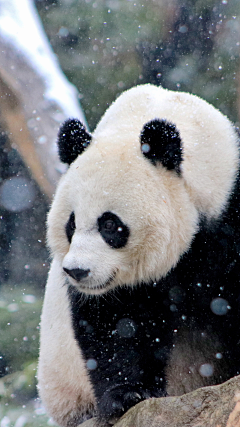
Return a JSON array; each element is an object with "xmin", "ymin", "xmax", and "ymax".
[{"xmin": 63, "ymin": 267, "xmax": 90, "ymax": 282}]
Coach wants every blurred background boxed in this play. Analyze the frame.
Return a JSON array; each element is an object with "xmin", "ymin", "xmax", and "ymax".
[{"xmin": 0, "ymin": 0, "xmax": 240, "ymax": 425}]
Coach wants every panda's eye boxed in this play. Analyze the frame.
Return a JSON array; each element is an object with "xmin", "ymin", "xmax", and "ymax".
[
  {"xmin": 103, "ymin": 219, "xmax": 117, "ymax": 232},
  {"xmin": 98, "ymin": 211, "xmax": 130, "ymax": 249},
  {"xmin": 65, "ymin": 212, "xmax": 76, "ymax": 243}
]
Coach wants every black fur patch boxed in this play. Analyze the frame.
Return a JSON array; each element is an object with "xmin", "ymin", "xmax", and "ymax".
[
  {"xmin": 65, "ymin": 212, "xmax": 76, "ymax": 243},
  {"xmin": 58, "ymin": 119, "xmax": 91, "ymax": 164},
  {"xmin": 68, "ymin": 283, "xmax": 169, "ymax": 423},
  {"xmin": 140, "ymin": 119, "xmax": 182, "ymax": 174},
  {"xmin": 98, "ymin": 211, "xmax": 130, "ymax": 249}
]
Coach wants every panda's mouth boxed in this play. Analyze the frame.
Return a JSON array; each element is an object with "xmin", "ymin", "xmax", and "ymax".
[
  {"xmin": 65, "ymin": 271, "xmax": 117, "ymax": 294},
  {"xmin": 80, "ymin": 271, "xmax": 117, "ymax": 291}
]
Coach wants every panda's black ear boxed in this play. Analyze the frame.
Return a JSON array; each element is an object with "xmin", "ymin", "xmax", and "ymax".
[
  {"xmin": 140, "ymin": 119, "xmax": 183, "ymax": 174},
  {"xmin": 58, "ymin": 119, "xmax": 92, "ymax": 165}
]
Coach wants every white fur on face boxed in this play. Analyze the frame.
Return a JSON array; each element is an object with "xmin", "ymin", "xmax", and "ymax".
[
  {"xmin": 47, "ymin": 84, "xmax": 239, "ymax": 296},
  {"xmin": 48, "ymin": 140, "xmax": 198, "ymax": 296}
]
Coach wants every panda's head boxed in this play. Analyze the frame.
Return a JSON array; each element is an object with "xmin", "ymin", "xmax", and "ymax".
[{"xmin": 48, "ymin": 85, "xmax": 239, "ymax": 296}]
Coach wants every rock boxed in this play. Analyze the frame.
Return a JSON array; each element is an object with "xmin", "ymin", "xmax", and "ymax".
[{"xmin": 104, "ymin": 375, "xmax": 240, "ymax": 427}]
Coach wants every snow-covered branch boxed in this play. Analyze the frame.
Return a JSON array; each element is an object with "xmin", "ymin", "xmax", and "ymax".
[{"xmin": 0, "ymin": 0, "xmax": 86, "ymax": 198}]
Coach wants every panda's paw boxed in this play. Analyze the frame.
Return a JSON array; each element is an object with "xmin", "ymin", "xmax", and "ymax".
[{"xmin": 97, "ymin": 384, "xmax": 149, "ymax": 425}]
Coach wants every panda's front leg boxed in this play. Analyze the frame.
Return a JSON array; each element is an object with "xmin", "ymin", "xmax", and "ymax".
[
  {"xmin": 96, "ymin": 383, "xmax": 151, "ymax": 426},
  {"xmin": 84, "ymin": 339, "xmax": 167, "ymax": 425}
]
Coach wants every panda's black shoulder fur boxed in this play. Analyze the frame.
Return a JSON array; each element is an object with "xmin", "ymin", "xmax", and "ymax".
[{"xmin": 68, "ymin": 169, "xmax": 240, "ymax": 423}]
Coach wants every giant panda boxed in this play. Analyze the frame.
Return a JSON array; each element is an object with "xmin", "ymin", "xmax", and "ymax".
[{"xmin": 38, "ymin": 84, "xmax": 240, "ymax": 427}]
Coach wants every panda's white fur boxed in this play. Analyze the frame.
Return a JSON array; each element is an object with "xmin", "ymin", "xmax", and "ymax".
[
  {"xmin": 38, "ymin": 84, "xmax": 239, "ymax": 426},
  {"xmin": 48, "ymin": 145, "xmax": 198, "ymax": 295},
  {"xmin": 38, "ymin": 259, "xmax": 95, "ymax": 426}
]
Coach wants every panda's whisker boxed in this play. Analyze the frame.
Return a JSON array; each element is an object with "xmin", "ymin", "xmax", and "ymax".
[{"xmin": 108, "ymin": 289, "xmax": 122, "ymax": 304}]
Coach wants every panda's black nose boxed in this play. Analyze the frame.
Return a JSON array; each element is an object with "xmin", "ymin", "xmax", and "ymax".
[{"xmin": 63, "ymin": 267, "xmax": 90, "ymax": 282}]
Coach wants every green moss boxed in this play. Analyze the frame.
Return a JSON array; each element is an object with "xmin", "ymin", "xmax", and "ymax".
[{"xmin": 0, "ymin": 285, "xmax": 43, "ymax": 374}]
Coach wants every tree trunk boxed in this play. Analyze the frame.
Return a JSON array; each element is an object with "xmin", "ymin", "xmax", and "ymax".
[{"xmin": 0, "ymin": 0, "xmax": 86, "ymax": 199}]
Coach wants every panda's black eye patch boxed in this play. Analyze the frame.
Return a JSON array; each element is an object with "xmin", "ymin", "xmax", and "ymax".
[
  {"xmin": 66, "ymin": 212, "xmax": 76, "ymax": 243},
  {"xmin": 98, "ymin": 212, "xmax": 130, "ymax": 249}
]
